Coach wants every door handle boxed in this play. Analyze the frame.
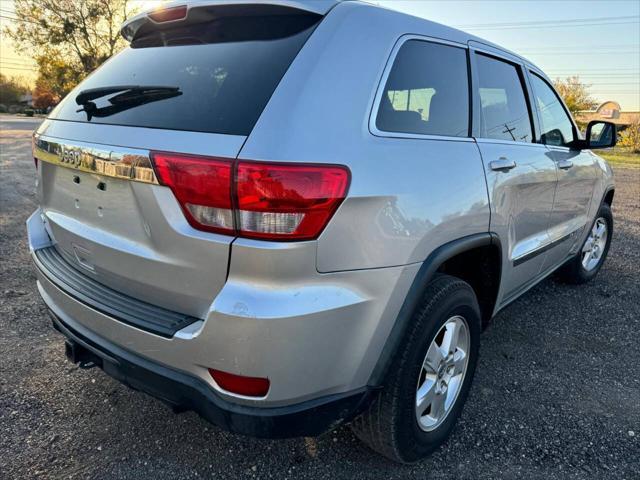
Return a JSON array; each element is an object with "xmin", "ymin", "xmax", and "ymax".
[
  {"xmin": 557, "ymin": 159, "xmax": 574, "ymax": 170},
  {"xmin": 489, "ymin": 158, "xmax": 517, "ymax": 172}
]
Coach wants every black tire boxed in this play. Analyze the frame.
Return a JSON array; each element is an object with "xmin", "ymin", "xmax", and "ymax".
[
  {"xmin": 351, "ymin": 274, "xmax": 481, "ymax": 463},
  {"xmin": 557, "ymin": 203, "xmax": 613, "ymax": 285}
]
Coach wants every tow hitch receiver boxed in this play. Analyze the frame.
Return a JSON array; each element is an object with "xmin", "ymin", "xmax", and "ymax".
[{"xmin": 64, "ymin": 339, "xmax": 102, "ymax": 370}]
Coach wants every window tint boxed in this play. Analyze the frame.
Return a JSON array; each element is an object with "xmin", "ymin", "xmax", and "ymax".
[
  {"xmin": 49, "ymin": 14, "xmax": 319, "ymax": 136},
  {"xmin": 376, "ymin": 40, "xmax": 469, "ymax": 137},
  {"xmin": 530, "ymin": 73, "xmax": 575, "ymax": 147},
  {"xmin": 475, "ymin": 54, "xmax": 533, "ymax": 143}
]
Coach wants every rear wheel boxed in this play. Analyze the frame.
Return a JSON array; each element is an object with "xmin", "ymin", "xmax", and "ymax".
[
  {"xmin": 557, "ymin": 203, "xmax": 613, "ymax": 284},
  {"xmin": 351, "ymin": 275, "xmax": 481, "ymax": 463}
]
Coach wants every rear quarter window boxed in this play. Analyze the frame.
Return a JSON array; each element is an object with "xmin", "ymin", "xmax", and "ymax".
[
  {"xmin": 376, "ymin": 40, "xmax": 470, "ymax": 138},
  {"xmin": 48, "ymin": 14, "xmax": 320, "ymax": 136}
]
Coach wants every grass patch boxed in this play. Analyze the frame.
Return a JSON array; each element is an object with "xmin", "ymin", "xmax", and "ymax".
[{"xmin": 599, "ymin": 150, "xmax": 640, "ymax": 168}]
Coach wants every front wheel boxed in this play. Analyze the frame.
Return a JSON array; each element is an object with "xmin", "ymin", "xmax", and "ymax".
[
  {"xmin": 351, "ymin": 275, "xmax": 481, "ymax": 463},
  {"xmin": 557, "ymin": 203, "xmax": 613, "ymax": 284}
]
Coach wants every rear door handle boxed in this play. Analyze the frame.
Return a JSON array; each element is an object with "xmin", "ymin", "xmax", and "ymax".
[
  {"xmin": 557, "ymin": 159, "xmax": 574, "ymax": 170},
  {"xmin": 489, "ymin": 158, "xmax": 517, "ymax": 172}
]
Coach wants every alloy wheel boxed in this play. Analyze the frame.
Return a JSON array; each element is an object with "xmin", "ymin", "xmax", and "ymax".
[
  {"xmin": 582, "ymin": 217, "xmax": 608, "ymax": 272},
  {"xmin": 415, "ymin": 315, "xmax": 470, "ymax": 432}
]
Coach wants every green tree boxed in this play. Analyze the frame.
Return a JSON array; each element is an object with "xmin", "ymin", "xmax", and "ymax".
[
  {"xmin": 553, "ymin": 76, "xmax": 598, "ymax": 115},
  {"xmin": 0, "ymin": 73, "xmax": 28, "ymax": 106},
  {"xmin": 4, "ymin": 0, "xmax": 139, "ymax": 96},
  {"xmin": 34, "ymin": 54, "xmax": 81, "ymax": 100},
  {"xmin": 618, "ymin": 119, "xmax": 640, "ymax": 153}
]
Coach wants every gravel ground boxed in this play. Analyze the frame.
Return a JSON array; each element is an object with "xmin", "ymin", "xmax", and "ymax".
[{"xmin": 1, "ymin": 116, "xmax": 639, "ymax": 479}]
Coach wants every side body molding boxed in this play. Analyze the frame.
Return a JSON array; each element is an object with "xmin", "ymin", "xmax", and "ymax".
[{"xmin": 368, "ymin": 232, "xmax": 498, "ymax": 386}]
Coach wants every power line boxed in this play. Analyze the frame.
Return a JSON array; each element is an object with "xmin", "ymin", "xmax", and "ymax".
[
  {"xmin": 545, "ymin": 69, "xmax": 639, "ymax": 72},
  {"xmin": 511, "ymin": 44, "xmax": 639, "ymax": 50},
  {"xmin": 0, "ymin": 65, "xmax": 37, "ymax": 71},
  {"xmin": 464, "ymin": 21, "xmax": 638, "ymax": 31},
  {"xmin": 456, "ymin": 15, "xmax": 638, "ymax": 27},
  {"xmin": 547, "ymin": 74, "xmax": 640, "ymax": 78},
  {"xmin": 520, "ymin": 48, "xmax": 640, "ymax": 52},
  {"xmin": 582, "ymin": 83, "xmax": 640, "ymax": 86},
  {"xmin": 454, "ymin": 15, "xmax": 640, "ymax": 29},
  {"xmin": 522, "ymin": 51, "xmax": 640, "ymax": 56},
  {"xmin": 0, "ymin": 68, "xmax": 37, "ymax": 72},
  {"xmin": 545, "ymin": 69, "xmax": 640, "ymax": 77},
  {"xmin": 587, "ymin": 91, "xmax": 640, "ymax": 94},
  {"xmin": 0, "ymin": 14, "xmax": 40, "ymax": 25},
  {"xmin": 0, "ymin": 59, "xmax": 35, "ymax": 66},
  {"xmin": 0, "ymin": 60, "xmax": 36, "ymax": 65},
  {"xmin": 542, "ymin": 68, "xmax": 639, "ymax": 71},
  {"xmin": 520, "ymin": 47, "xmax": 640, "ymax": 51}
]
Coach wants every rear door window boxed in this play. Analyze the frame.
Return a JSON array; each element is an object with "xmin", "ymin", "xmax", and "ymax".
[
  {"xmin": 376, "ymin": 40, "xmax": 470, "ymax": 137},
  {"xmin": 475, "ymin": 53, "xmax": 533, "ymax": 143},
  {"xmin": 49, "ymin": 14, "xmax": 320, "ymax": 136}
]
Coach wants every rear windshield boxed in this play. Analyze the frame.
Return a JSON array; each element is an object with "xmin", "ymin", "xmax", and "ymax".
[{"xmin": 49, "ymin": 14, "xmax": 320, "ymax": 136}]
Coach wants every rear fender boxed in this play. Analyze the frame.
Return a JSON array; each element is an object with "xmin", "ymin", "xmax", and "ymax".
[{"xmin": 368, "ymin": 232, "xmax": 497, "ymax": 386}]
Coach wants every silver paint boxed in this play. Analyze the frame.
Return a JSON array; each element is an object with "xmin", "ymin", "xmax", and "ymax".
[{"xmin": 29, "ymin": 0, "xmax": 614, "ymax": 408}]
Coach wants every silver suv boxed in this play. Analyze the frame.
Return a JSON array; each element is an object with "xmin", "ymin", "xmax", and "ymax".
[{"xmin": 27, "ymin": 0, "xmax": 616, "ymax": 462}]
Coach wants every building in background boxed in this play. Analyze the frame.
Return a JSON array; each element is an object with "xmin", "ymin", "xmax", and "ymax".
[{"xmin": 576, "ymin": 101, "xmax": 640, "ymax": 132}]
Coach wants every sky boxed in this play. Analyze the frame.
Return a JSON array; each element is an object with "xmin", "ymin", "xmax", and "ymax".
[{"xmin": 1, "ymin": 0, "xmax": 639, "ymax": 110}]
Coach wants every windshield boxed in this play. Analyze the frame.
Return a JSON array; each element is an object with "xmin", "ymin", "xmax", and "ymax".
[{"xmin": 49, "ymin": 14, "xmax": 320, "ymax": 136}]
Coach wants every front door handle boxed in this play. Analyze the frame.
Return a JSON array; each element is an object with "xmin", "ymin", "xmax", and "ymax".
[
  {"xmin": 489, "ymin": 158, "xmax": 517, "ymax": 172},
  {"xmin": 557, "ymin": 159, "xmax": 574, "ymax": 170}
]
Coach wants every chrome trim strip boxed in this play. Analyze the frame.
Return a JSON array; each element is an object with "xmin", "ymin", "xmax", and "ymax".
[
  {"xmin": 512, "ymin": 226, "xmax": 584, "ymax": 267},
  {"xmin": 513, "ymin": 235, "xmax": 565, "ymax": 267},
  {"xmin": 33, "ymin": 134, "xmax": 159, "ymax": 185},
  {"xmin": 475, "ymin": 138, "xmax": 548, "ymax": 147}
]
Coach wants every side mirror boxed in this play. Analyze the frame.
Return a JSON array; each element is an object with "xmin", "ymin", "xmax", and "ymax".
[{"xmin": 585, "ymin": 121, "xmax": 616, "ymax": 149}]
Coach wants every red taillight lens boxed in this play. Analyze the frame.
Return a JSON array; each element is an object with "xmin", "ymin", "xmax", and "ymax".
[
  {"xmin": 236, "ymin": 162, "xmax": 350, "ymax": 240},
  {"xmin": 209, "ymin": 369, "xmax": 270, "ymax": 397},
  {"xmin": 148, "ymin": 5, "xmax": 187, "ymax": 23},
  {"xmin": 152, "ymin": 152, "xmax": 233, "ymax": 235},
  {"xmin": 151, "ymin": 152, "xmax": 350, "ymax": 240}
]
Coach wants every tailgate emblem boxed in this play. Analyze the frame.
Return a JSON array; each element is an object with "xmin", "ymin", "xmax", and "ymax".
[{"xmin": 61, "ymin": 147, "xmax": 82, "ymax": 167}]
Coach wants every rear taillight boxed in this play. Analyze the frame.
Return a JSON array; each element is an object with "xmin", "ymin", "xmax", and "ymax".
[
  {"xmin": 236, "ymin": 162, "xmax": 350, "ymax": 240},
  {"xmin": 152, "ymin": 153, "xmax": 234, "ymax": 235},
  {"xmin": 151, "ymin": 153, "xmax": 350, "ymax": 241}
]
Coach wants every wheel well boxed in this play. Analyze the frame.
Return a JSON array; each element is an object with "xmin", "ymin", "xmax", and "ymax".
[
  {"xmin": 604, "ymin": 189, "xmax": 615, "ymax": 206},
  {"xmin": 436, "ymin": 244, "xmax": 501, "ymax": 327}
]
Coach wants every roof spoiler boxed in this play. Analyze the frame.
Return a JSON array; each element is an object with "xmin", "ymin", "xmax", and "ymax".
[{"xmin": 121, "ymin": 0, "xmax": 341, "ymax": 43}]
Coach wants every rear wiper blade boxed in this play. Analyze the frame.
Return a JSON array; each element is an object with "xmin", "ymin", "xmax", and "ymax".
[
  {"xmin": 74, "ymin": 85, "xmax": 181, "ymax": 121},
  {"xmin": 75, "ymin": 85, "xmax": 180, "ymax": 106}
]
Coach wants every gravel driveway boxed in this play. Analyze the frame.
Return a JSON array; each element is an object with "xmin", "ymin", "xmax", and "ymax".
[{"xmin": 1, "ymin": 116, "xmax": 638, "ymax": 479}]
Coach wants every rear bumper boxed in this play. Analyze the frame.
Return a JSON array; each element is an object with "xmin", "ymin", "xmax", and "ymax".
[
  {"xmin": 28, "ymin": 208, "xmax": 419, "ymax": 428},
  {"xmin": 49, "ymin": 310, "xmax": 372, "ymax": 438}
]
